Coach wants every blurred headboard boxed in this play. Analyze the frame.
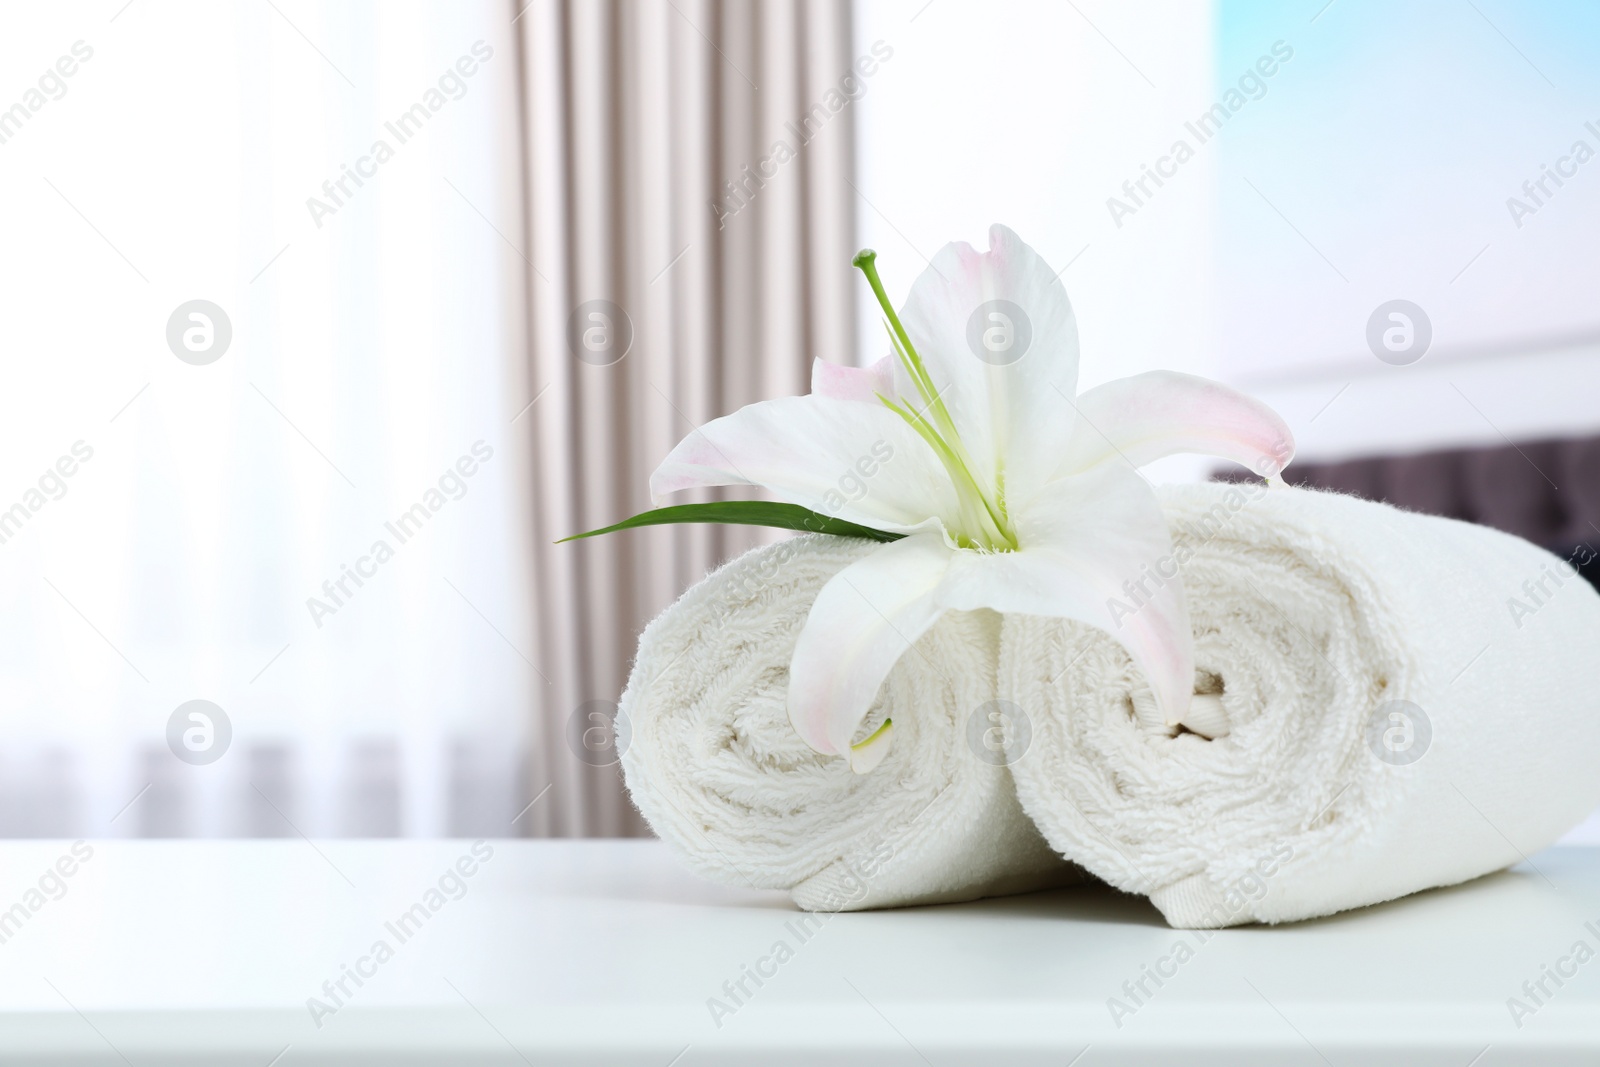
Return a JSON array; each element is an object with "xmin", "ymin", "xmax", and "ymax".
[{"xmin": 1216, "ymin": 436, "xmax": 1600, "ymax": 588}]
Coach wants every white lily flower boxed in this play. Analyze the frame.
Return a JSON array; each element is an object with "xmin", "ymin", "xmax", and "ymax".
[{"xmin": 652, "ymin": 225, "xmax": 1294, "ymax": 772}]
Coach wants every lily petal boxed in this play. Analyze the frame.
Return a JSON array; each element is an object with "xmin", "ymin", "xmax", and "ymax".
[
  {"xmin": 897, "ymin": 224, "xmax": 1081, "ymax": 508},
  {"xmin": 1058, "ymin": 370, "xmax": 1296, "ymax": 480},
  {"xmin": 938, "ymin": 465, "xmax": 1194, "ymax": 724},
  {"xmin": 849, "ymin": 719, "xmax": 895, "ymax": 773},
  {"xmin": 649, "ymin": 395, "xmax": 958, "ymax": 534},
  {"xmin": 787, "ymin": 533, "xmax": 953, "ymax": 755},
  {"xmin": 810, "ymin": 355, "xmax": 896, "ymax": 404}
]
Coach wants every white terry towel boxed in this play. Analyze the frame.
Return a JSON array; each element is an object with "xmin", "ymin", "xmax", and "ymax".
[
  {"xmin": 1002, "ymin": 483, "xmax": 1600, "ymax": 928},
  {"xmin": 621, "ymin": 534, "xmax": 1078, "ymax": 911}
]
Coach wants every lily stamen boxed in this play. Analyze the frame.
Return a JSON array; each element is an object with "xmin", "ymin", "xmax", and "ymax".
[{"xmin": 854, "ymin": 249, "xmax": 1018, "ymax": 551}]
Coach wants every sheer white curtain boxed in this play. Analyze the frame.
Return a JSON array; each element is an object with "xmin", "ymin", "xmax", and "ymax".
[{"xmin": 0, "ymin": 1, "xmax": 535, "ymax": 836}]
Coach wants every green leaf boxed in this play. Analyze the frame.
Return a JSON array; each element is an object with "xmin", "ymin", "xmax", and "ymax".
[{"xmin": 557, "ymin": 501, "xmax": 906, "ymax": 544}]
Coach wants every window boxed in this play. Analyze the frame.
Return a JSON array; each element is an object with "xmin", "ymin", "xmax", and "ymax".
[{"xmin": 0, "ymin": 1, "xmax": 534, "ymax": 837}]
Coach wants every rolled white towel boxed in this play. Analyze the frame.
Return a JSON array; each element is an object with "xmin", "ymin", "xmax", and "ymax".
[
  {"xmin": 1002, "ymin": 482, "xmax": 1600, "ymax": 927},
  {"xmin": 621, "ymin": 534, "xmax": 1077, "ymax": 911}
]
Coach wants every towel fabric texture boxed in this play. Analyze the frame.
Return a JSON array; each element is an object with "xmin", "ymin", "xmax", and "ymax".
[
  {"xmin": 621, "ymin": 485, "xmax": 1600, "ymax": 925},
  {"xmin": 1003, "ymin": 483, "xmax": 1600, "ymax": 927},
  {"xmin": 620, "ymin": 533, "xmax": 1078, "ymax": 912}
]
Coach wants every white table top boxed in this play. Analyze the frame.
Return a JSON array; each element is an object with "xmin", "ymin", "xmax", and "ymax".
[{"xmin": 1, "ymin": 839, "xmax": 1596, "ymax": 1065}]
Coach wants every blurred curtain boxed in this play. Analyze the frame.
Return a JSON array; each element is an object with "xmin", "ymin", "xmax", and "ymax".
[
  {"xmin": 0, "ymin": 1, "xmax": 535, "ymax": 839},
  {"xmin": 513, "ymin": 0, "xmax": 858, "ymax": 835}
]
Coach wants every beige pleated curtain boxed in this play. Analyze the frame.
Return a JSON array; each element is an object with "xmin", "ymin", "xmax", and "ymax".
[{"xmin": 513, "ymin": 0, "xmax": 858, "ymax": 835}]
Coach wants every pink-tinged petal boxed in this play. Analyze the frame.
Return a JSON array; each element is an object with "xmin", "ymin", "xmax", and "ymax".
[
  {"xmin": 810, "ymin": 355, "xmax": 896, "ymax": 404},
  {"xmin": 897, "ymin": 224, "xmax": 1081, "ymax": 507},
  {"xmin": 939, "ymin": 466, "xmax": 1193, "ymax": 724},
  {"xmin": 1058, "ymin": 370, "xmax": 1296, "ymax": 480},
  {"xmin": 649, "ymin": 394, "xmax": 957, "ymax": 533},
  {"xmin": 787, "ymin": 534, "xmax": 953, "ymax": 756}
]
